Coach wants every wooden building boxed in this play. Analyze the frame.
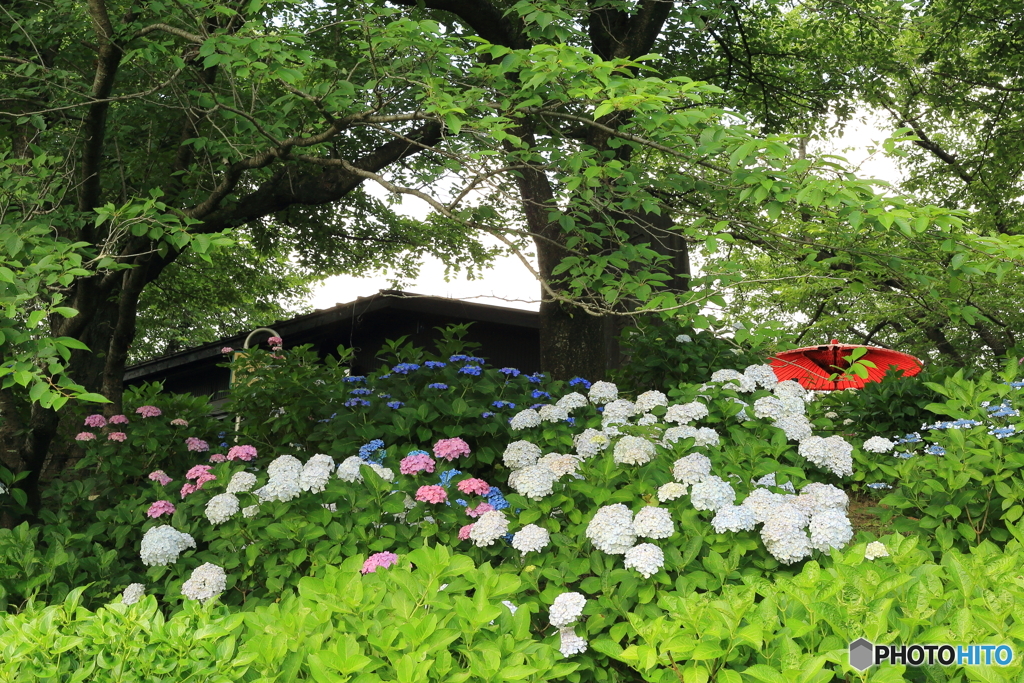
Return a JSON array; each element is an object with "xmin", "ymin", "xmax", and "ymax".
[{"xmin": 123, "ymin": 291, "xmax": 541, "ymax": 399}]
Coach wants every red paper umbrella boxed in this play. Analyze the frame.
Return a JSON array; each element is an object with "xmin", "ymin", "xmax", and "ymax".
[{"xmin": 769, "ymin": 339, "xmax": 923, "ymax": 391}]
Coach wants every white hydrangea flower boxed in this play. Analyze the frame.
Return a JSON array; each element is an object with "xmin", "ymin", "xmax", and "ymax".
[
  {"xmin": 773, "ymin": 380, "xmax": 807, "ymax": 400},
  {"xmin": 690, "ymin": 476, "xmax": 735, "ymax": 511},
  {"xmin": 613, "ymin": 435, "xmax": 656, "ymax": 466},
  {"xmin": 511, "ymin": 524, "xmax": 550, "ymax": 555},
  {"xmin": 665, "ymin": 401, "xmax": 709, "ymax": 424},
  {"xmin": 799, "ymin": 482, "xmax": 849, "ymax": 511},
  {"xmin": 538, "ymin": 404, "xmax": 570, "ymax": 423},
  {"xmin": 842, "ymin": 418, "xmax": 855, "ymax": 426},
  {"xmin": 556, "ymin": 392, "xmax": 589, "ymax": 411},
  {"xmin": 366, "ymin": 463, "xmax": 394, "ymax": 482},
  {"xmin": 181, "ymin": 562, "xmax": 227, "ymax": 602},
  {"xmin": 205, "ymin": 492, "xmax": 240, "ymax": 525},
  {"xmin": 242, "ymin": 504, "xmax": 259, "ymax": 518},
  {"xmin": 711, "ymin": 505, "xmax": 758, "ymax": 533},
  {"xmin": 825, "ymin": 411, "xmax": 839, "ymax": 419},
  {"xmin": 710, "ymin": 369, "xmax": 756, "ymax": 392},
  {"xmin": 798, "ymin": 435, "xmax": 853, "ymax": 477},
  {"xmin": 299, "ymin": 453, "xmax": 335, "ymax": 493},
  {"xmin": 693, "ymin": 427, "xmax": 720, "ymax": 447},
  {"xmin": 267, "ymin": 454, "xmax": 302, "ymax": 480},
  {"xmin": 633, "ymin": 506, "xmax": 674, "ymax": 539},
  {"xmin": 774, "ymin": 415, "xmax": 814, "ymax": 442},
  {"xmin": 761, "ymin": 505, "xmax": 812, "ymax": 564},
  {"xmin": 777, "ymin": 396, "xmax": 806, "ymax": 416},
  {"xmin": 537, "ymin": 453, "xmax": 580, "ymax": 478},
  {"xmin": 636, "ymin": 390, "xmax": 668, "ymax": 412},
  {"xmin": 504, "ymin": 440, "xmax": 542, "ymax": 469},
  {"xmin": 752, "ymin": 396, "xmax": 785, "ymax": 420},
  {"xmin": 657, "ymin": 482, "xmax": 688, "ymax": 502},
  {"xmin": 510, "ymin": 408, "xmax": 541, "ymax": 430},
  {"xmin": 226, "ymin": 471, "xmax": 258, "ymax": 494},
  {"xmin": 741, "ymin": 488, "xmax": 790, "ymax": 524},
  {"xmin": 753, "ymin": 473, "xmax": 795, "ymax": 493},
  {"xmin": 864, "ymin": 541, "xmax": 889, "ymax": 560},
  {"xmin": 549, "ymin": 592, "xmax": 586, "ymax": 627},
  {"xmin": 469, "ymin": 510, "xmax": 509, "ymax": 547},
  {"xmin": 601, "ymin": 399, "xmax": 638, "ymax": 426},
  {"xmin": 121, "ymin": 583, "xmax": 145, "ymax": 605},
  {"xmin": 509, "ymin": 464, "xmax": 557, "ymax": 499},
  {"xmin": 623, "ymin": 543, "xmax": 665, "ymax": 578},
  {"xmin": 336, "ymin": 456, "xmax": 365, "ymax": 483},
  {"xmin": 586, "ymin": 504, "xmax": 636, "ymax": 554},
  {"xmin": 675, "ymin": 334, "xmax": 692, "ymax": 343},
  {"xmin": 558, "ymin": 626, "xmax": 588, "ymax": 657},
  {"xmin": 744, "ymin": 364, "xmax": 778, "ymax": 389},
  {"xmin": 574, "ymin": 429, "xmax": 609, "ymax": 460},
  {"xmin": 588, "ymin": 381, "xmax": 618, "ymax": 405},
  {"xmin": 259, "ymin": 472, "xmax": 301, "ymax": 503},
  {"xmin": 663, "ymin": 425, "xmax": 697, "ymax": 446},
  {"xmin": 140, "ymin": 525, "xmax": 196, "ymax": 567},
  {"xmin": 862, "ymin": 436, "xmax": 896, "ymax": 453},
  {"xmin": 637, "ymin": 413, "xmax": 659, "ymax": 426},
  {"xmin": 672, "ymin": 453, "xmax": 711, "ymax": 485},
  {"xmin": 808, "ymin": 508, "xmax": 854, "ymax": 552}
]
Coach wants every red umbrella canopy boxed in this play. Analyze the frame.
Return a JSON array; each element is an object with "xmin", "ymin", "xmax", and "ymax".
[{"xmin": 769, "ymin": 339, "xmax": 923, "ymax": 391}]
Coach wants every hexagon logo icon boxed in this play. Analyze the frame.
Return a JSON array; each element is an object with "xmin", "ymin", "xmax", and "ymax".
[{"xmin": 849, "ymin": 638, "xmax": 875, "ymax": 671}]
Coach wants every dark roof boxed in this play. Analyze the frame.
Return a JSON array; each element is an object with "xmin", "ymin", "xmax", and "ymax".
[{"xmin": 124, "ymin": 290, "xmax": 541, "ymax": 393}]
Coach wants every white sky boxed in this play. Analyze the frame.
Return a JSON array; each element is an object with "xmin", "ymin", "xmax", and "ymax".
[{"xmin": 309, "ymin": 111, "xmax": 904, "ymax": 312}]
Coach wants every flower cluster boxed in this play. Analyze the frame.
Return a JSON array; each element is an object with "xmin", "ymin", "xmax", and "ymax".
[
  {"xmin": 434, "ymin": 437, "xmax": 471, "ymax": 461},
  {"xmin": 140, "ymin": 525, "xmax": 195, "ymax": 566},
  {"xmin": 181, "ymin": 562, "xmax": 226, "ymax": 602},
  {"xmin": 361, "ymin": 551, "xmax": 399, "ymax": 574},
  {"xmin": 400, "ymin": 451, "xmax": 436, "ymax": 475}
]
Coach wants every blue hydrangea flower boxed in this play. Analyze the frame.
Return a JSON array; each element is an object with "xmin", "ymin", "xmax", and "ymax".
[
  {"xmin": 530, "ymin": 403, "xmax": 545, "ymax": 410},
  {"xmin": 526, "ymin": 373, "xmax": 545, "ymax": 384},
  {"xmin": 359, "ymin": 439, "xmax": 386, "ymax": 462},
  {"xmin": 466, "ymin": 356, "xmax": 486, "ymax": 364},
  {"xmin": 867, "ymin": 482, "xmax": 893, "ymax": 489},
  {"xmin": 893, "ymin": 450, "xmax": 914, "ymax": 459},
  {"xmin": 532, "ymin": 389, "xmax": 551, "ymax": 399},
  {"xmin": 343, "ymin": 376, "xmax": 366, "ymax": 383},
  {"xmin": 344, "ymin": 398, "xmax": 371, "ymax": 407},
  {"xmin": 392, "ymin": 363, "xmax": 421, "ymax": 374},
  {"xmin": 492, "ymin": 400, "xmax": 515, "ymax": 409},
  {"xmin": 482, "ymin": 412, "xmax": 494, "ymax": 418},
  {"xmin": 565, "ymin": 417, "xmax": 576, "ymax": 426},
  {"xmin": 568, "ymin": 377, "xmax": 591, "ymax": 389},
  {"xmin": 428, "ymin": 383, "xmax": 449, "ymax": 390},
  {"xmin": 407, "ymin": 449, "xmax": 430, "ymax": 457},
  {"xmin": 486, "ymin": 486, "xmax": 510, "ymax": 510},
  {"xmin": 1010, "ymin": 381, "xmax": 1024, "ymax": 389},
  {"xmin": 439, "ymin": 469, "xmax": 462, "ymax": 487},
  {"xmin": 380, "ymin": 373, "xmax": 392, "ymax": 379},
  {"xmin": 459, "ymin": 365, "xmax": 482, "ymax": 376},
  {"xmin": 896, "ymin": 432, "xmax": 922, "ymax": 444},
  {"xmin": 500, "ymin": 367, "xmax": 520, "ymax": 377},
  {"xmin": 349, "ymin": 388, "xmax": 373, "ymax": 395},
  {"xmin": 990, "ymin": 426, "xmax": 1017, "ymax": 439},
  {"xmin": 449, "ymin": 355, "xmax": 470, "ymax": 362},
  {"xmin": 387, "ymin": 401, "xmax": 404, "ymax": 409},
  {"xmin": 317, "ymin": 412, "xmax": 339, "ymax": 423},
  {"xmin": 925, "ymin": 444, "xmax": 946, "ymax": 455},
  {"xmin": 425, "ymin": 361, "xmax": 446, "ymax": 369},
  {"xmin": 455, "ymin": 498, "xmax": 468, "ymax": 507}
]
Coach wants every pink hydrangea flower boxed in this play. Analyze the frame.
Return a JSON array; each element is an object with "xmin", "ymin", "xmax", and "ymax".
[
  {"xmin": 227, "ymin": 445, "xmax": 257, "ymax": 461},
  {"xmin": 136, "ymin": 406, "xmax": 162, "ymax": 418},
  {"xmin": 458, "ymin": 524, "xmax": 474, "ymax": 540},
  {"xmin": 457, "ymin": 478, "xmax": 490, "ymax": 496},
  {"xmin": 109, "ymin": 414, "xmax": 129, "ymax": 425},
  {"xmin": 180, "ymin": 483, "xmax": 197, "ymax": 498},
  {"xmin": 267, "ymin": 336, "xmax": 283, "ymax": 349},
  {"xmin": 221, "ymin": 347, "xmax": 234, "ymax": 354},
  {"xmin": 107, "ymin": 432, "xmax": 127, "ymax": 442},
  {"xmin": 185, "ymin": 437, "xmax": 209, "ymax": 452},
  {"xmin": 399, "ymin": 453, "xmax": 436, "ymax": 475},
  {"xmin": 170, "ymin": 418, "xmax": 189, "ymax": 427},
  {"xmin": 208, "ymin": 453, "xmax": 226, "ymax": 463},
  {"xmin": 75, "ymin": 432, "xmax": 95, "ymax": 441},
  {"xmin": 361, "ymin": 551, "xmax": 399, "ymax": 574},
  {"xmin": 148, "ymin": 470, "xmax": 173, "ymax": 485},
  {"xmin": 433, "ymin": 437, "xmax": 471, "ymax": 461},
  {"xmin": 415, "ymin": 485, "xmax": 448, "ymax": 504},
  {"xmin": 146, "ymin": 500, "xmax": 175, "ymax": 518},
  {"xmin": 84, "ymin": 414, "xmax": 107, "ymax": 428},
  {"xmin": 186, "ymin": 464, "xmax": 212, "ymax": 480},
  {"xmin": 466, "ymin": 502, "xmax": 494, "ymax": 518}
]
